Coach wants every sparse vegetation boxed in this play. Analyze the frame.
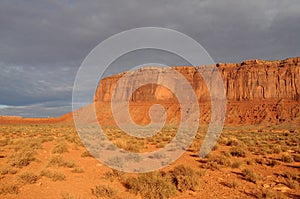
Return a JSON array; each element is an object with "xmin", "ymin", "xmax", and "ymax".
[
  {"xmin": 52, "ymin": 140, "xmax": 68, "ymax": 154},
  {"xmin": 281, "ymin": 153, "xmax": 294, "ymax": 163},
  {"xmin": 242, "ymin": 168, "xmax": 261, "ymax": 183},
  {"xmin": 18, "ymin": 171, "xmax": 40, "ymax": 184},
  {"xmin": 8, "ymin": 149, "xmax": 37, "ymax": 168},
  {"xmin": 171, "ymin": 165, "xmax": 202, "ymax": 191},
  {"xmin": 0, "ymin": 183, "xmax": 19, "ymax": 195},
  {"xmin": 47, "ymin": 155, "xmax": 76, "ymax": 168},
  {"xmin": 40, "ymin": 169, "xmax": 66, "ymax": 181},
  {"xmin": 124, "ymin": 171, "xmax": 176, "ymax": 199},
  {"xmin": 0, "ymin": 123, "xmax": 299, "ymax": 198},
  {"xmin": 91, "ymin": 185, "xmax": 118, "ymax": 199}
]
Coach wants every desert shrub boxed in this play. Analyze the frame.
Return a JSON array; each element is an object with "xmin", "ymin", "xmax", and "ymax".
[
  {"xmin": 231, "ymin": 160, "xmax": 242, "ymax": 168},
  {"xmin": 47, "ymin": 155, "xmax": 76, "ymax": 168},
  {"xmin": 40, "ymin": 136, "xmax": 54, "ymax": 143},
  {"xmin": 226, "ymin": 138, "xmax": 240, "ymax": 146},
  {"xmin": 265, "ymin": 159, "xmax": 280, "ymax": 167},
  {"xmin": 18, "ymin": 171, "xmax": 40, "ymax": 184},
  {"xmin": 106, "ymin": 144, "xmax": 117, "ymax": 151},
  {"xmin": 222, "ymin": 179, "xmax": 240, "ymax": 188},
  {"xmin": 281, "ymin": 153, "xmax": 294, "ymax": 163},
  {"xmin": 281, "ymin": 171, "xmax": 298, "ymax": 189},
  {"xmin": 91, "ymin": 185, "xmax": 118, "ymax": 199},
  {"xmin": 246, "ymin": 159, "xmax": 254, "ymax": 165},
  {"xmin": 292, "ymin": 154, "xmax": 300, "ymax": 162},
  {"xmin": 270, "ymin": 145, "xmax": 282, "ymax": 154},
  {"xmin": 242, "ymin": 168, "xmax": 261, "ymax": 183},
  {"xmin": 125, "ymin": 153, "xmax": 142, "ymax": 162},
  {"xmin": 52, "ymin": 141, "xmax": 68, "ymax": 154},
  {"xmin": 61, "ymin": 192, "xmax": 81, "ymax": 199},
  {"xmin": 149, "ymin": 152, "xmax": 167, "ymax": 159},
  {"xmin": 40, "ymin": 169, "xmax": 65, "ymax": 181},
  {"xmin": 0, "ymin": 166, "xmax": 17, "ymax": 175},
  {"xmin": 103, "ymin": 169, "xmax": 124, "ymax": 182},
  {"xmin": 13, "ymin": 138, "xmax": 41, "ymax": 151},
  {"xmin": 81, "ymin": 151, "xmax": 93, "ymax": 158},
  {"xmin": 71, "ymin": 166, "xmax": 84, "ymax": 173},
  {"xmin": 204, "ymin": 154, "xmax": 231, "ymax": 170},
  {"xmin": 230, "ymin": 146, "xmax": 247, "ymax": 157},
  {"xmin": 0, "ymin": 137, "xmax": 10, "ymax": 146},
  {"xmin": 281, "ymin": 171, "xmax": 297, "ymax": 180},
  {"xmin": 0, "ymin": 183, "xmax": 19, "ymax": 195},
  {"xmin": 124, "ymin": 171, "xmax": 176, "ymax": 199},
  {"xmin": 106, "ymin": 156, "xmax": 124, "ymax": 169},
  {"xmin": 8, "ymin": 149, "xmax": 37, "ymax": 168},
  {"xmin": 258, "ymin": 189, "xmax": 286, "ymax": 199},
  {"xmin": 284, "ymin": 178, "xmax": 298, "ymax": 189},
  {"xmin": 171, "ymin": 165, "xmax": 202, "ymax": 192}
]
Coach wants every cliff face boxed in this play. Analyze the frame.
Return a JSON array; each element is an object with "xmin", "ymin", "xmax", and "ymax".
[
  {"xmin": 93, "ymin": 57, "xmax": 300, "ymax": 125},
  {"xmin": 95, "ymin": 57, "xmax": 300, "ymax": 103}
]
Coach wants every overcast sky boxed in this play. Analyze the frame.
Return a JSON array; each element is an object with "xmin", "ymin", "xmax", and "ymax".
[{"xmin": 0, "ymin": 0, "xmax": 300, "ymax": 117}]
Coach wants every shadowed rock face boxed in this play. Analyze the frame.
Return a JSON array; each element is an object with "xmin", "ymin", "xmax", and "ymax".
[{"xmin": 93, "ymin": 57, "xmax": 300, "ymax": 125}]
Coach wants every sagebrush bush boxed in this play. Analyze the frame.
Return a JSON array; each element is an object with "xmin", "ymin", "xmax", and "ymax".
[
  {"xmin": 91, "ymin": 185, "xmax": 118, "ymax": 199},
  {"xmin": 81, "ymin": 151, "xmax": 93, "ymax": 158},
  {"xmin": 52, "ymin": 141, "xmax": 68, "ymax": 154},
  {"xmin": 281, "ymin": 153, "xmax": 294, "ymax": 163},
  {"xmin": 8, "ymin": 149, "xmax": 37, "ymax": 168},
  {"xmin": 40, "ymin": 169, "xmax": 65, "ymax": 181},
  {"xmin": 204, "ymin": 154, "xmax": 231, "ymax": 170},
  {"xmin": 13, "ymin": 138, "xmax": 42, "ymax": 151},
  {"xmin": 124, "ymin": 171, "xmax": 176, "ymax": 199},
  {"xmin": 18, "ymin": 171, "xmax": 40, "ymax": 184},
  {"xmin": 230, "ymin": 146, "xmax": 247, "ymax": 157},
  {"xmin": 242, "ymin": 168, "xmax": 261, "ymax": 183},
  {"xmin": 258, "ymin": 189, "xmax": 286, "ymax": 199},
  {"xmin": 47, "ymin": 155, "xmax": 76, "ymax": 168},
  {"xmin": 0, "ymin": 166, "xmax": 17, "ymax": 175},
  {"xmin": 171, "ymin": 165, "xmax": 202, "ymax": 192},
  {"xmin": 0, "ymin": 183, "xmax": 19, "ymax": 195}
]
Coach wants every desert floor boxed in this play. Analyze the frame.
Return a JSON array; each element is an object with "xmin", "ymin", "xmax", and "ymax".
[{"xmin": 0, "ymin": 123, "xmax": 299, "ymax": 199}]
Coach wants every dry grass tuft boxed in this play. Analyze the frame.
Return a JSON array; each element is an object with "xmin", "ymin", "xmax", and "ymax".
[
  {"xmin": 91, "ymin": 184, "xmax": 118, "ymax": 199},
  {"xmin": 40, "ymin": 169, "xmax": 66, "ymax": 181}
]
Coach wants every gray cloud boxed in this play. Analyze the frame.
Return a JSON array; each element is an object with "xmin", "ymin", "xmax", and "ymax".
[{"xmin": 0, "ymin": 0, "xmax": 299, "ymax": 117}]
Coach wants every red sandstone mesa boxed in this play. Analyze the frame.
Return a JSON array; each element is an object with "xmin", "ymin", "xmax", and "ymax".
[{"xmin": 1, "ymin": 57, "xmax": 300, "ymax": 125}]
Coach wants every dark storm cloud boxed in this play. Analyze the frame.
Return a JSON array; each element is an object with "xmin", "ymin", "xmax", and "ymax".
[{"xmin": 0, "ymin": 0, "xmax": 300, "ymax": 117}]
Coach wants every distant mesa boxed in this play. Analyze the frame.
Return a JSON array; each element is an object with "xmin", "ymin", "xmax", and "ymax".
[{"xmin": 1, "ymin": 56, "xmax": 300, "ymax": 125}]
